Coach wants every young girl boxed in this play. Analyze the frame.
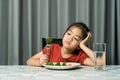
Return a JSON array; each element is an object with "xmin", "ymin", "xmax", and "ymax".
[{"xmin": 27, "ymin": 22, "xmax": 104, "ymax": 67}]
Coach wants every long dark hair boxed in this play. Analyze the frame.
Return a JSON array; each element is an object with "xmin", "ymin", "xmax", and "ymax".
[
  {"xmin": 63, "ymin": 22, "xmax": 89, "ymax": 40},
  {"xmin": 62, "ymin": 22, "xmax": 90, "ymax": 54}
]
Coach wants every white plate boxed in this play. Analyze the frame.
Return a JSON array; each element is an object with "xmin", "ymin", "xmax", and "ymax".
[{"xmin": 42, "ymin": 62, "xmax": 80, "ymax": 70}]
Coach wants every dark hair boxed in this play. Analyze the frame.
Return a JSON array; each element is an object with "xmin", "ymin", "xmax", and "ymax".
[
  {"xmin": 62, "ymin": 22, "xmax": 90, "ymax": 54},
  {"xmin": 63, "ymin": 22, "xmax": 89, "ymax": 40}
]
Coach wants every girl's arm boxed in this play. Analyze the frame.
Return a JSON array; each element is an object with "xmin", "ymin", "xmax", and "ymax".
[
  {"xmin": 27, "ymin": 51, "xmax": 42, "ymax": 66},
  {"xmin": 79, "ymin": 32, "xmax": 104, "ymax": 66},
  {"xmin": 27, "ymin": 51, "xmax": 48, "ymax": 67},
  {"xmin": 80, "ymin": 32, "xmax": 94, "ymax": 62},
  {"xmin": 80, "ymin": 42, "xmax": 94, "ymax": 66}
]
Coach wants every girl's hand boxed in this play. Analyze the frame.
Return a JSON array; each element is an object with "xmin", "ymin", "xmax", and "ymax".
[
  {"xmin": 79, "ymin": 32, "xmax": 92, "ymax": 48},
  {"xmin": 39, "ymin": 54, "xmax": 49, "ymax": 65}
]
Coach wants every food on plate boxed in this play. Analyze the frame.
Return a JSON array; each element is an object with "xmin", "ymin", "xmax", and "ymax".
[
  {"xmin": 43, "ymin": 62, "xmax": 80, "ymax": 70},
  {"xmin": 45, "ymin": 62, "xmax": 54, "ymax": 66},
  {"xmin": 61, "ymin": 62, "xmax": 66, "ymax": 66},
  {"xmin": 45, "ymin": 62, "xmax": 67, "ymax": 66},
  {"xmin": 54, "ymin": 62, "xmax": 61, "ymax": 66},
  {"xmin": 67, "ymin": 63, "xmax": 72, "ymax": 66}
]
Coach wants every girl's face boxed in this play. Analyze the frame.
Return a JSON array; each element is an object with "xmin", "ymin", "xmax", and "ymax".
[{"xmin": 62, "ymin": 26, "xmax": 83, "ymax": 51}]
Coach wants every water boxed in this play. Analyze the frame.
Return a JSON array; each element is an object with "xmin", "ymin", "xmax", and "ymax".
[{"xmin": 94, "ymin": 51, "xmax": 106, "ymax": 71}]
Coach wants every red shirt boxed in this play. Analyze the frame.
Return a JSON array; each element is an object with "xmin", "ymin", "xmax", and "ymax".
[{"xmin": 42, "ymin": 44, "xmax": 88, "ymax": 65}]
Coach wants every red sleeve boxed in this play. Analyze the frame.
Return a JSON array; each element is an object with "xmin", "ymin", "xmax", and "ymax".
[
  {"xmin": 79, "ymin": 51, "xmax": 88, "ymax": 65},
  {"xmin": 42, "ymin": 46, "xmax": 46, "ymax": 54}
]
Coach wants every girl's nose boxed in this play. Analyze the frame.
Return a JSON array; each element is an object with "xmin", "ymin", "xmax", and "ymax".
[{"xmin": 69, "ymin": 35, "xmax": 73, "ymax": 41}]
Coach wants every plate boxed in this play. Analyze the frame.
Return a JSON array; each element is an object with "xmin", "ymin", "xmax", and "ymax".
[{"xmin": 42, "ymin": 62, "xmax": 80, "ymax": 70}]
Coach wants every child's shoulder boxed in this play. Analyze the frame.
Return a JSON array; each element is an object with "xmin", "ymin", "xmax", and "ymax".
[
  {"xmin": 50, "ymin": 43, "xmax": 61, "ymax": 47},
  {"xmin": 50, "ymin": 43, "xmax": 62, "ymax": 49}
]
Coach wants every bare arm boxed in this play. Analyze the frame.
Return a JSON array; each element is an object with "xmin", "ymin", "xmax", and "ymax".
[
  {"xmin": 80, "ymin": 32, "xmax": 94, "ymax": 62},
  {"xmin": 79, "ymin": 32, "xmax": 105, "ymax": 66},
  {"xmin": 26, "ymin": 51, "xmax": 48, "ymax": 67}
]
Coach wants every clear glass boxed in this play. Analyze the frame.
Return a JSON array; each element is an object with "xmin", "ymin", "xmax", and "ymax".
[{"xmin": 93, "ymin": 43, "xmax": 106, "ymax": 71}]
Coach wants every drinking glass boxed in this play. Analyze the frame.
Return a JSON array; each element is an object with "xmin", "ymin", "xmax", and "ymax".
[{"xmin": 93, "ymin": 43, "xmax": 106, "ymax": 71}]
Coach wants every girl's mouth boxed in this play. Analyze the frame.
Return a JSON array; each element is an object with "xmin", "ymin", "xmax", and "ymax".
[{"xmin": 65, "ymin": 40, "xmax": 71, "ymax": 45}]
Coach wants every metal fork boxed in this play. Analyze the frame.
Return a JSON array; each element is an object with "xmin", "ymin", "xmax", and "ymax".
[{"xmin": 46, "ymin": 43, "xmax": 50, "ymax": 55}]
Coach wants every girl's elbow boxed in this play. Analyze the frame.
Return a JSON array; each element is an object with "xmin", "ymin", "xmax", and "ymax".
[
  {"xmin": 26, "ymin": 59, "xmax": 31, "ymax": 65},
  {"xmin": 96, "ymin": 60, "xmax": 105, "ymax": 66}
]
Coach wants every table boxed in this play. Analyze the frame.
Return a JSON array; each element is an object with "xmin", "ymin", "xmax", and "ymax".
[{"xmin": 0, "ymin": 65, "xmax": 120, "ymax": 80}]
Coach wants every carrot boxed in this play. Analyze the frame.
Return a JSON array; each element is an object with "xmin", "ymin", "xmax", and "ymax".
[{"xmin": 67, "ymin": 64, "xmax": 72, "ymax": 66}]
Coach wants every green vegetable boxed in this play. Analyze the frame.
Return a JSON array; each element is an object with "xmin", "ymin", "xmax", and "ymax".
[
  {"xmin": 45, "ymin": 37, "xmax": 53, "ymax": 43},
  {"xmin": 46, "ymin": 62, "xmax": 54, "ymax": 66},
  {"xmin": 61, "ymin": 62, "xmax": 66, "ymax": 66},
  {"xmin": 55, "ymin": 62, "xmax": 61, "ymax": 66},
  {"xmin": 45, "ymin": 62, "xmax": 67, "ymax": 66}
]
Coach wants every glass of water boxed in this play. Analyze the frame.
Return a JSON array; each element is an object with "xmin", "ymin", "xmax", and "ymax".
[{"xmin": 93, "ymin": 43, "xmax": 106, "ymax": 71}]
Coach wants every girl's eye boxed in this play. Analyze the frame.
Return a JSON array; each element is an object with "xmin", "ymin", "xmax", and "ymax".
[
  {"xmin": 74, "ymin": 38, "xmax": 79, "ymax": 41},
  {"xmin": 67, "ymin": 32, "xmax": 71, "ymax": 35}
]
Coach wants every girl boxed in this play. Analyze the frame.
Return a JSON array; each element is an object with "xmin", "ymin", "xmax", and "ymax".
[{"xmin": 27, "ymin": 22, "xmax": 104, "ymax": 67}]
